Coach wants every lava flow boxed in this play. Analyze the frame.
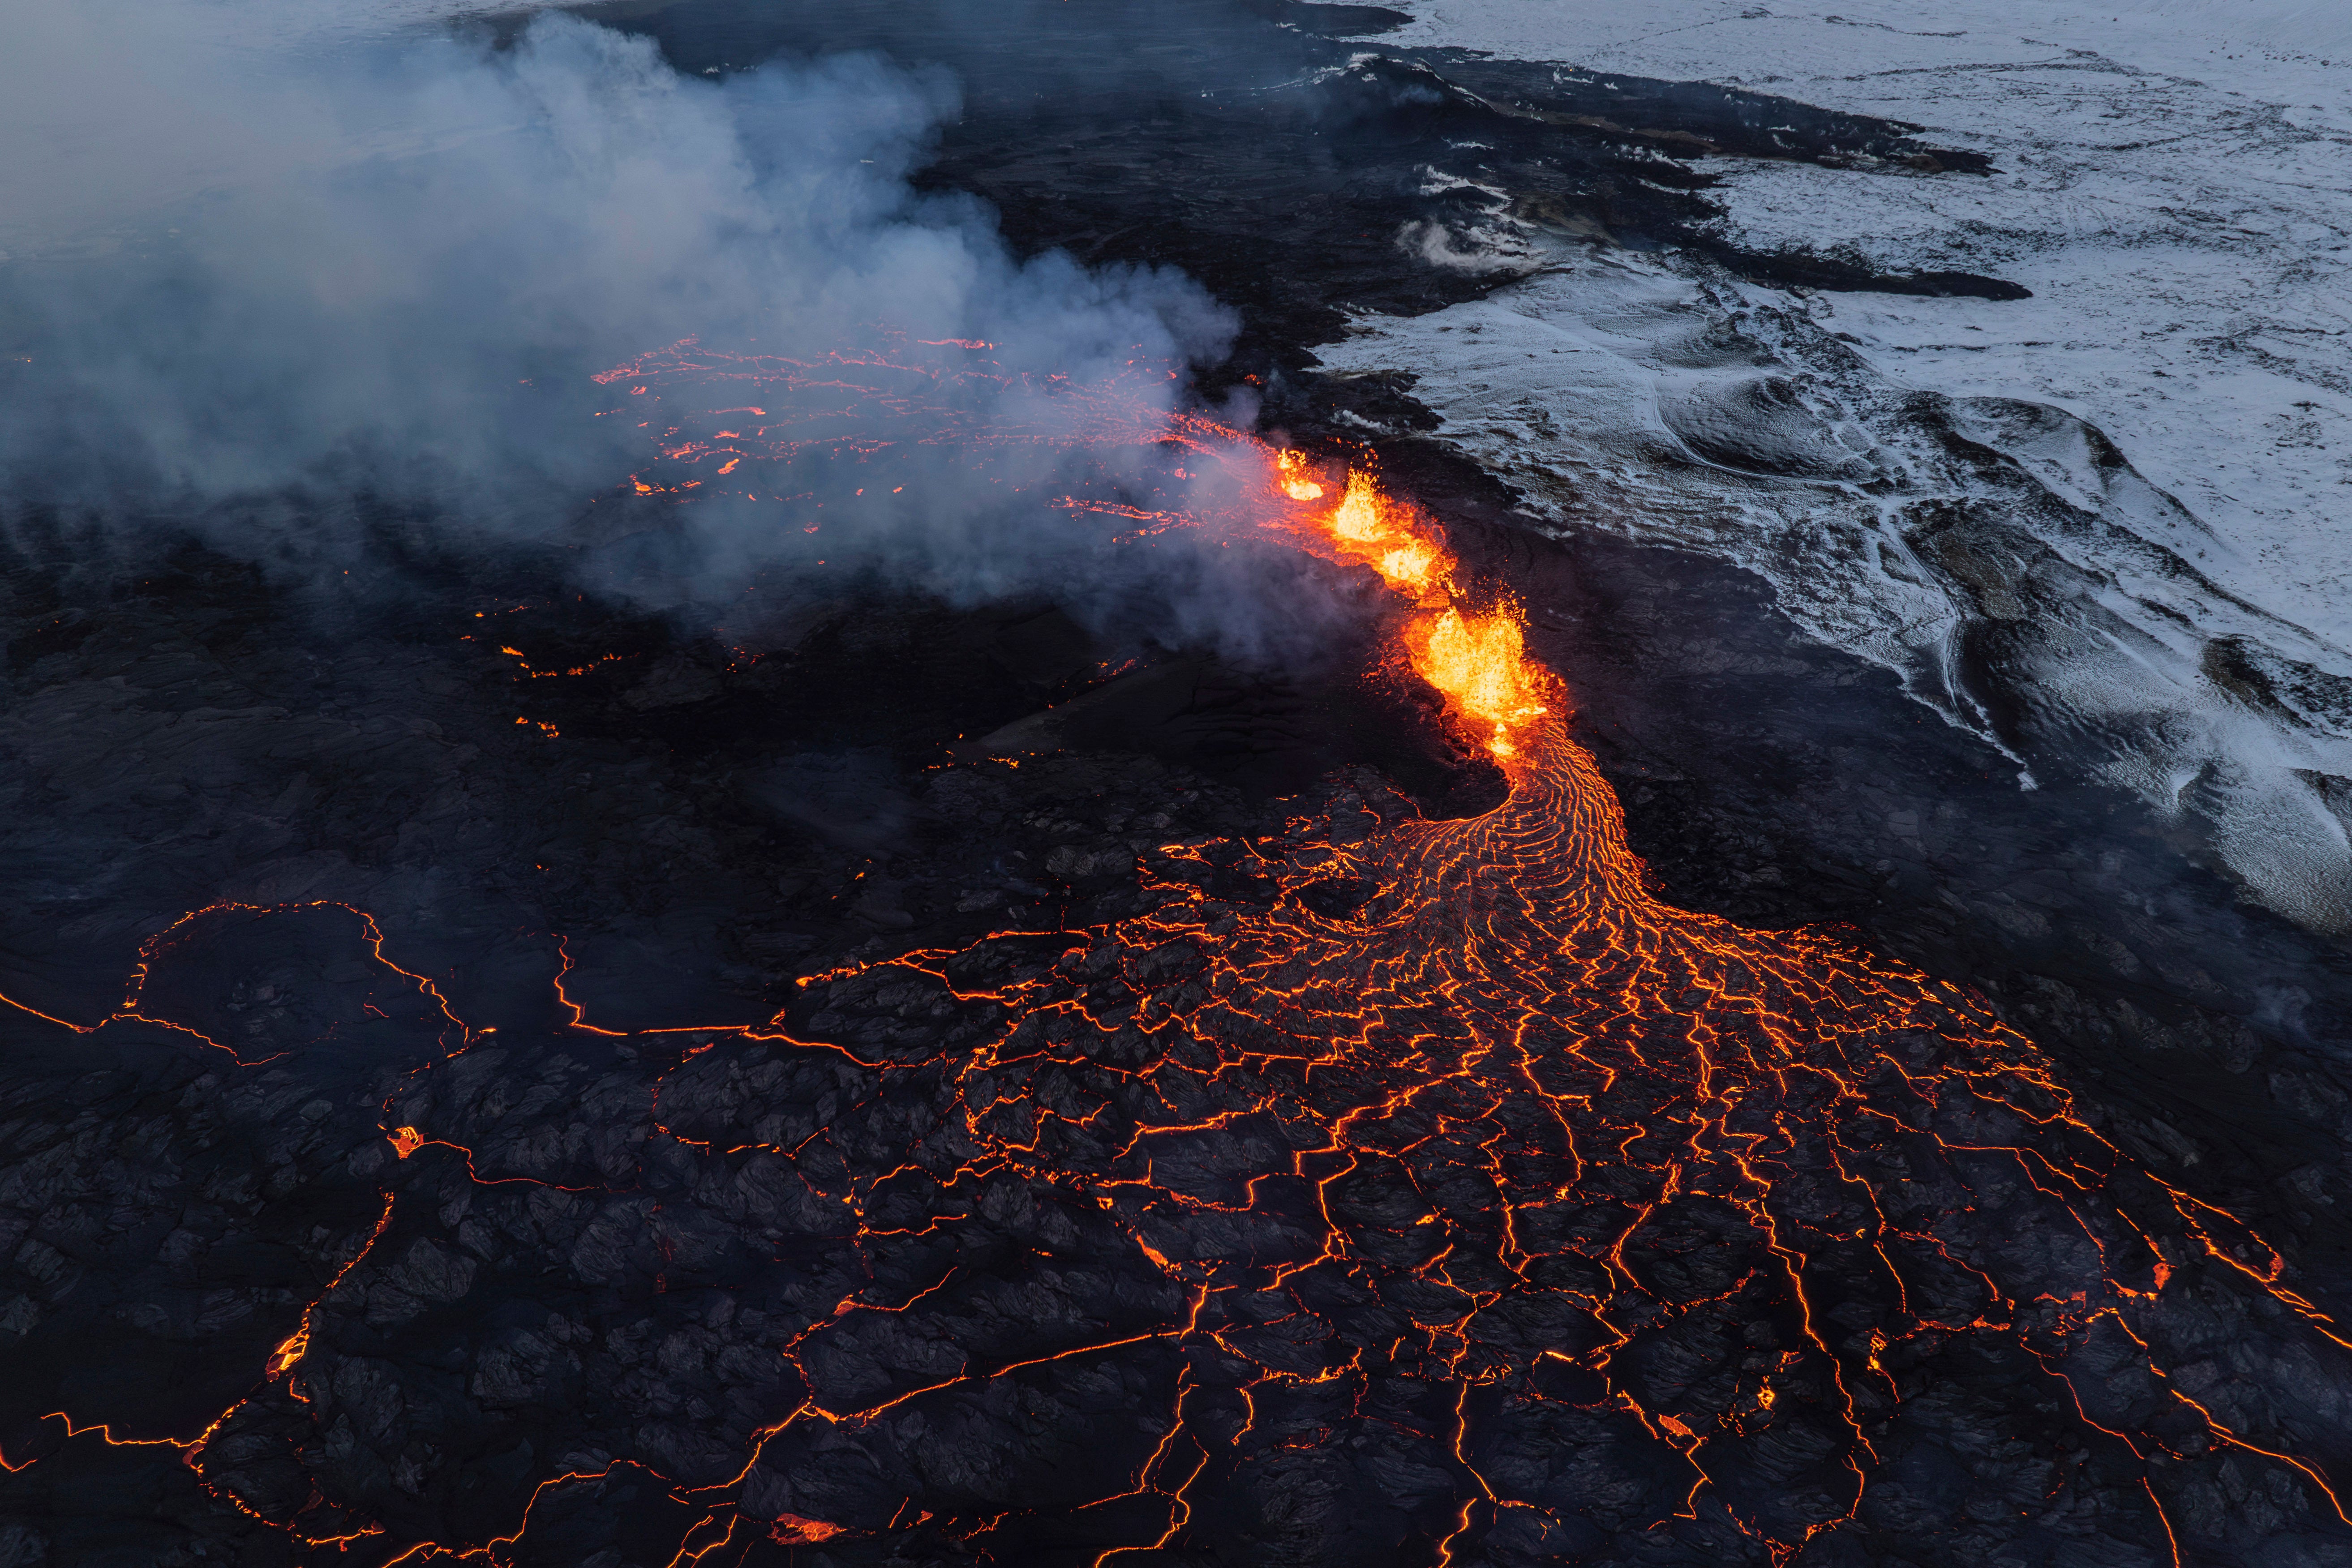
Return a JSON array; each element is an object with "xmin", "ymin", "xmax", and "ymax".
[
  {"xmin": 5, "ymin": 352, "xmax": 2348, "ymax": 1567},
  {"xmin": 686, "ymin": 445, "xmax": 2352, "ymax": 1564}
]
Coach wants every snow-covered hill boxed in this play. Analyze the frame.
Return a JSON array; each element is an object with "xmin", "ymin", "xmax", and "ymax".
[{"xmin": 1326, "ymin": 0, "xmax": 2352, "ymax": 930}]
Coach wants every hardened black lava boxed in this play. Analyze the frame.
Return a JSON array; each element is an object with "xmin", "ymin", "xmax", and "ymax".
[{"xmin": 596, "ymin": 0, "xmax": 2028, "ymax": 377}]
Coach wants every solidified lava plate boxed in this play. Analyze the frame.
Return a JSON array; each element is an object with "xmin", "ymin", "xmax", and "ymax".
[{"xmin": 4, "ymin": 2, "xmax": 2352, "ymax": 1567}]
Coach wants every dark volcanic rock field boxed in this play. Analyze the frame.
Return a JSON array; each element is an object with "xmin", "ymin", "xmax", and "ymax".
[{"xmin": 4, "ymin": 2, "xmax": 2351, "ymax": 1565}]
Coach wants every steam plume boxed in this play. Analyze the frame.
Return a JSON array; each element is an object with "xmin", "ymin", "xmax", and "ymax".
[{"xmin": 0, "ymin": 4, "xmax": 1315, "ymax": 653}]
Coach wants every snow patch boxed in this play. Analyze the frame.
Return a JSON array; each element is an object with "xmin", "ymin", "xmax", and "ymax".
[{"xmin": 1318, "ymin": 252, "xmax": 2352, "ymax": 930}]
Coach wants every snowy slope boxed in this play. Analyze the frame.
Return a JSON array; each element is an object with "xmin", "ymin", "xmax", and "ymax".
[{"xmin": 1324, "ymin": 0, "xmax": 2352, "ymax": 931}]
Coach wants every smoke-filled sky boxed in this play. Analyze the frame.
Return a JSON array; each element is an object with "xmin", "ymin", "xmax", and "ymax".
[{"xmin": 0, "ymin": 0, "xmax": 1324, "ymax": 653}]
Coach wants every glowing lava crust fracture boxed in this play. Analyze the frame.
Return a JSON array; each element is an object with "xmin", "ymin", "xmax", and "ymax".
[{"xmin": 5, "ymin": 350, "xmax": 2350, "ymax": 1566}]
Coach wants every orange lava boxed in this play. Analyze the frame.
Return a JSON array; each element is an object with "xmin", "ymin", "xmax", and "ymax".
[
  {"xmin": 1276, "ymin": 449, "xmax": 1326, "ymax": 502},
  {"xmin": 1323, "ymin": 468, "xmax": 1446, "ymax": 595},
  {"xmin": 1409, "ymin": 606, "xmax": 1546, "ymax": 756},
  {"xmin": 4, "ymin": 347, "xmax": 2345, "ymax": 1568},
  {"xmin": 1254, "ymin": 443, "xmax": 1545, "ymax": 755},
  {"xmin": 768, "ymin": 1514, "xmax": 847, "ymax": 1545},
  {"xmin": 776, "ymin": 691, "xmax": 2348, "ymax": 1563}
]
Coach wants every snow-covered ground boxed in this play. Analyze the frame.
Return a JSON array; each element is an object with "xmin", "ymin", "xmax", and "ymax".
[{"xmin": 1325, "ymin": 0, "xmax": 2352, "ymax": 932}]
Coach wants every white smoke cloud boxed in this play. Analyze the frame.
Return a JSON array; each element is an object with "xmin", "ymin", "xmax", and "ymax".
[{"xmin": 0, "ymin": 1, "xmax": 1312, "ymax": 655}]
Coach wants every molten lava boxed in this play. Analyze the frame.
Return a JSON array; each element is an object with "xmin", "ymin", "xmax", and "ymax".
[
  {"xmin": 1297, "ymin": 466, "xmax": 1445, "ymax": 599},
  {"xmin": 1277, "ymin": 447, "xmax": 1326, "ymax": 502},
  {"xmin": 1261, "ymin": 444, "xmax": 1544, "ymax": 756},
  {"xmin": 1408, "ymin": 607, "xmax": 1545, "ymax": 756},
  {"xmin": 5, "ymin": 344, "xmax": 2347, "ymax": 1568}
]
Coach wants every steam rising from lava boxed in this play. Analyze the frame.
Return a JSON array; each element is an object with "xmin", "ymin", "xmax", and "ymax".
[
  {"xmin": 0, "ymin": 6, "xmax": 1233, "ymax": 618},
  {"xmin": 580, "ymin": 338, "xmax": 1374, "ymax": 664}
]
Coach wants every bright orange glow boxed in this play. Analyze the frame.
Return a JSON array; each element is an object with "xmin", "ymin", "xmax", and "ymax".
[
  {"xmin": 1276, "ymin": 448, "xmax": 1325, "ymax": 501},
  {"xmin": 263, "ymin": 1328, "xmax": 309, "ymax": 1381},
  {"xmin": 1409, "ymin": 604, "xmax": 1547, "ymax": 756},
  {"xmin": 1262, "ymin": 451, "xmax": 1540, "ymax": 752},
  {"xmin": 266, "ymin": 1192, "xmax": 395, "ymax": 1384},
  {"xmin": 769, "ymin": 1514, "xmax": 848, "ymax": 1545},
  {"xmin": 1304, "ymin": 467, "xmax": 1447, "ymax": 595}
]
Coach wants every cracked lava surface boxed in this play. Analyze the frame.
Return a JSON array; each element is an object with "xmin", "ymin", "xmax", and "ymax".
[{"xmin": 4, "ymin": 390, "xmax": 2350, "ymax": 1568}]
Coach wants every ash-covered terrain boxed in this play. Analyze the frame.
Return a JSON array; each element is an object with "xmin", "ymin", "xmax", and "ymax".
[{"xmin": 3, "ymin": 2, "xmax": 2350, "ymax": 1566}]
